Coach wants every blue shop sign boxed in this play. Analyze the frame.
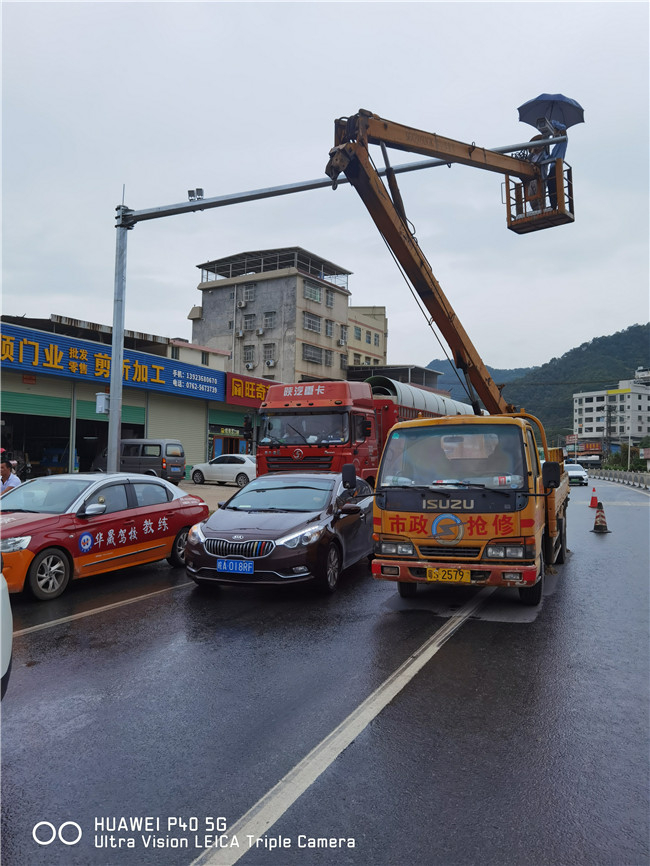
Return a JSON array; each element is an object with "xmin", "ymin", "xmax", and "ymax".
[{"xmin": 1, "ymin": 323, "xmax": 226, "ymax": 401}]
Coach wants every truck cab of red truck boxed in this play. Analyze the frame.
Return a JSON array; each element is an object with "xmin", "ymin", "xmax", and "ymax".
[{"xmin": 257, "ymin": 381, "xmax": 378, "ymax": 481}]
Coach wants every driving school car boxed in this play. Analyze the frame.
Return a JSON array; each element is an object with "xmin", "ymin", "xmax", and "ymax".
[{"xmin": 0, "ymin": 473, "xmax": 208, "ymax": 600}]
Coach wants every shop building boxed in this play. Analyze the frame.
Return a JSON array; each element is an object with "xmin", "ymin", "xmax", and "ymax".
[{"xmin": 1, "ymin": 316, "xmax": 270, "ymax": 476}]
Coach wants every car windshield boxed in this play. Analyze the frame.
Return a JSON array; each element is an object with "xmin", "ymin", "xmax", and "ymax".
[
  {"xmin": 225, "ymin": 478, "xmax": 334, "ymax": 512},
  {"xmin": 568, "ymin": 464, "xmax": 584, "ymax": 471},
  {"xmin": 378, "ymin": 424, "xmax": 527, "ymax": 491},
  {"xmin": 0, "ymin": 477, "xmax": 93, "ymax": 513},
  {"xmin": 260, "ymin": 412, "xmax": 349, "ymax": 445}
]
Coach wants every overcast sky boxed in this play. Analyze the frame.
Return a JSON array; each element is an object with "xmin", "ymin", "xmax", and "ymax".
[{"xmin": 3, "ymin": 1, "xmax": 648, "ymax": 370}]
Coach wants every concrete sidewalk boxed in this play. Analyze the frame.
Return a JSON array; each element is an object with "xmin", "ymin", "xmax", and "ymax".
[{"xmin": 178, "ymin": 478, "xmax": 238, "ymax": 512}]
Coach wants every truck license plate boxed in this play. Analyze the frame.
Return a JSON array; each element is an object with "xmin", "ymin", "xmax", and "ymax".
[
  {"xmin": 426, "ymin": 567, "xmax": 470, "ymax": 583},
  {"xmin": 217, "ymin": 559, "xmax": 254, "ymax": 574}
]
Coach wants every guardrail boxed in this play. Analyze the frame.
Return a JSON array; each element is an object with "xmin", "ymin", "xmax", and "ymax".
[{"xmin": 590, "ymin": 469, "xmax": 650, "ymax": 489}]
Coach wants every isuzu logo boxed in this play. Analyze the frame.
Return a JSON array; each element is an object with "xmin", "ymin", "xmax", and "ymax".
[
  {"xmin": 426, "ymin": 498, "xmax": 475, "ymax": 510},
  {"xmin": 431, "ymin": 513, "xmax": 464, "ymax": 546},
  {"xmin": 292, "ymin": 449, "xmax": 304, "ymax": 461}
]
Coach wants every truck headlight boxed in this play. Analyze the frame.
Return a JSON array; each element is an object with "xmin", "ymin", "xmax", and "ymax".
[
  {"xmin": 0, "ymin": 535, "xmax": 32, "ymax": 553},
  {"xmin": 377, "ymin": 541, "xmax": 414, "ymax": 556},
  {"xmin": 486, "ymin": 544, "xmax": 525, "ymax": 559}
]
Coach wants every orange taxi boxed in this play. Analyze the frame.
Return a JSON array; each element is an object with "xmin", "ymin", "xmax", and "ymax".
[{"xmin": 0, "ymin": 473, "xmax": 208, "ymax": 601}]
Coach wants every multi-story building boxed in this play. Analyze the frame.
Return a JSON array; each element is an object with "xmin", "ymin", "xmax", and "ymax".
[
  {"xmin": 188, "ymin": 247, "xmax": 387, "ymax": 382},
  {"xmin": 571, "ymin": 368, "xmax": 650, "ymax": 464},
  {"xmin": 346, "ymin": 306, "xmax": 388, "ymax": 368}
]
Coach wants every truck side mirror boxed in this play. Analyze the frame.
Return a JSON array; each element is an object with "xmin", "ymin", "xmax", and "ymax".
[
  {"xmin": 342, "ymin": 463, "xmax": 357, "ymax": 489},
  {"xmin": 542, "ymin": 461, "xmax": 561, "ymax": 490}
]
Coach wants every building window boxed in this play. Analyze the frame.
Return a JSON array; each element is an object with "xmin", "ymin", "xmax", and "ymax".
[
  {"xmin": 325, "ymin": 320, "xmax": 334, "ymax": 338},
  {"xmin": 201, "ymin": 352, "xmax": 209, "ymax": 366},
  {"xmin": 243, "ymin": 314, "xmax": 256, "ymax": 331},
  {"xmin": 354, "ymin": 326, "xmax": 362, "ymax": 340},
  {"xmin": 374, "ymin": 333, "xmax": 380, "ymax": 347},
  {"xmin": 228, "ymin": 320, "xmax": 233, "ymax": 331},
  {"xmin": 171, "ymin": 346, "xmax": 180, "ymax": 360},
  {"xmin": 304, "ymin": 282, "xmax": 322, "ymax": 303},
  {"xmin": 303, "ymin": 311, "xmax": 322, "ymax": 334},
  {"xmin": 340, "ymin": 325, "xmax": 348, "ymax": 344},
  {"xmin": 366, "ymin": 330, "xmax": 371, "ymax": 344},
  {"xmin": 263, "ymin": 343, "xmax": 276, "ymax": 362},
  {"xmin": 263, "ymin": 311, "xmax": 277, "ymax": 329},
  {"xmin": 243, "ymin": 285, "xmax": 256, "ymax": 302},
  {"xmin": 302, "ymin": 343, "xmax": 323, "ymax": 364},
  {"xmin": 326, "ymin": 288, "xmax": 334, "ymax": 308},
  {"xmin": 243, "ymin": 345, "xmax": 255, "ymax": 364},
  {"xmin": 340, "ymin": 354, "xmax": 348, "ymax": 370},
  {"xmin": 324, "ymin": 350, "xmax": 333, "ymax": 367},
  {"xmin": 353, "ymin": 353, "xmax": 361, "ymax": 365},
  {"xmin": 365, "ymin": 356, "xmax": 371, "ymax": 365}
]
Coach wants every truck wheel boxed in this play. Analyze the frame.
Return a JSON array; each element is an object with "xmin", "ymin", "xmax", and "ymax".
[
  {"xmin": 519, "ymin": 561, "xmax": 544, "ymax": 606},
  {"xmin": 28, "ymin": 548, "xmax": 71, "ymax": 600},
  {"xmin": 555, "ymin": 516, "xmax": 567, "ymax": 565},
  {"xmin": 397, "ymin": 581, "xmax": 417, "ymax": 598}
]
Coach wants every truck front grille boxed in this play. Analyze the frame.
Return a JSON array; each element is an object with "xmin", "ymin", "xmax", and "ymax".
[
  {"xmin": 266, "ymin": 456, "xmax": 333, "ymax": 471},
  {"xmin": 417, "ymin": 545, "xmax": 482, "ymax": 559}
]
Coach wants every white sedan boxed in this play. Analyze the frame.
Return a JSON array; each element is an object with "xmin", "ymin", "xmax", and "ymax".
[{"xmin": 191, "ymin": 454, "xmax": 257, "ymax": 488}]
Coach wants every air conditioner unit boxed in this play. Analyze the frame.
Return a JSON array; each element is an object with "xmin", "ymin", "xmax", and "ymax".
[
  {"xmin": 245, "ymin": 362, "xmax": 256, "ymax": 371},
  {"xmin": 337, "ymin": 339, "xmax": 346, "ymax": 346},
  {"xmin": 236, "ymin": 330, "xmax": 244, "ymax": 338},
  {"xmin": 237, "ymin": 300, "xmax": 247, "ymax": 309},
  {"xmin": 256, "ymin": 328, "xmax": 264, "ymax": 336},
  {"xmin": 265, "ymin": 359, "xmax": 276, "ymax": 368}
]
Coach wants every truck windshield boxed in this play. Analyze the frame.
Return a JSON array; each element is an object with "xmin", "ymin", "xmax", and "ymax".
[
  {"xmin": 378, "ymin": 424, "xmax": 526, "ymax": 490},
  {"xmin": 259, "ymin": 412, "xmax": 349, "ymax": 446}
]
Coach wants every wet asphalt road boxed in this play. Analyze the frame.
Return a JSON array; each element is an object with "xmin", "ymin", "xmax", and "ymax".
[{"xmin": 2, "ymin": 480, "xmax": 649, "ymax": 866}]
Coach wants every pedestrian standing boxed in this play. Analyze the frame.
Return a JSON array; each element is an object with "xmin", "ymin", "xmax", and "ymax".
[{"xmin": 1, "ymin": 460, "xmax": 22, "ymax": 494}]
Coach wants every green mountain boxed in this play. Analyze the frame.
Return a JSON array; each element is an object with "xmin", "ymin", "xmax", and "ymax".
[{"xmin": 427, "ymin": 323, "xmax": 650, "ymax": 442}]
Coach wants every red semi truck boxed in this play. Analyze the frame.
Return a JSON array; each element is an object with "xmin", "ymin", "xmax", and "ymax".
[{"xmin": 256, "ymin": 376, "xmax": 473, "ymax": 487}]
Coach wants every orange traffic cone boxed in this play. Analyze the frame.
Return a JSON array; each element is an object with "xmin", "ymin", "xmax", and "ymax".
[
  {"xmin": 589, "ymin": 487, "xmax": 598, "ymax": 508},
  {"xmin": 591, "ymin": 502, "xmax": 611, "ymax": 533}
]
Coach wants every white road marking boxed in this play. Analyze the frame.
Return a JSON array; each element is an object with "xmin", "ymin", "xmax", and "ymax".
[
  {"xmin": 190, "ymin": 586, "xmax": 495, "ymax": 866},
  {"xmin": 12, "ymin": 582, "xmax": 194, "ymax": 637}
]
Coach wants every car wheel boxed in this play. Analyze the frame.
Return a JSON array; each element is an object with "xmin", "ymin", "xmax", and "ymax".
[
  {"xmin": 167, "ymin": 528, "xmax": 189, "ymax": 567},
  {"xmin": 27, "ymin": 548, "xmax": 71, "ymax": 600},
  {"xmin": 192, "ymin": 470, "xmax": 205, "ymax": 485},
  {"xmin": 397, "ymin": 581, "xmax": 417, "ymax": 598},
  {"xmin": 317, "ymin": 543, "xmax": 341, "ymax": 593},
  {"xmin": 235, "ymin": 473, "xmax": 249, "ymax": 488},
  {"xmin": 519, "ymin": 560, "xmax": 544, "ymax": 606}
]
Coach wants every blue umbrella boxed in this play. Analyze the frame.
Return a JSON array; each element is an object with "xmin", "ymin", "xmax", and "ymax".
[{"xmin": 517, "ymin": 93, "xmax": 585, "ymax": 130}]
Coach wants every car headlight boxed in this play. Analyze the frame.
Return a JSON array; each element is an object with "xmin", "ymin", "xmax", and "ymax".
[
  {"xmin": 0, "ymin": 536, "xmax": 32, "ymax": 553},
  {"xmin": 277, "ymin": 525, "xmax": 326, "ymax": 549},
  {"xmin": 187, "ymin": 523, "xmax": 206, "ymax": 545}
]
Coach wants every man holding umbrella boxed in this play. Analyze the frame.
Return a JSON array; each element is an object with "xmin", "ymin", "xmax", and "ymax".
[{"xmin": 518, "ymin": 93, "xmax": 584, "ymax": 210}]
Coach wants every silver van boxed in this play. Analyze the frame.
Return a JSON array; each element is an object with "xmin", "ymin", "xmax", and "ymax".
[{"xmin": 92, "ymin": 439, "xmax": 186, "ymax": 484}]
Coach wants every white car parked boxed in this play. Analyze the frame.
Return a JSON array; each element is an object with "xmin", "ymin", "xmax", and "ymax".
[{"xmin": 191, "ymin": 454, "xmax": 257, "ymax": 488}]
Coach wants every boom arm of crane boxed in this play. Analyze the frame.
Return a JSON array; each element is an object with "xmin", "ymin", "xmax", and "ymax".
[{"xmin": 325, "ymin": 110, "xmax": 530, "ymax": 415}]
